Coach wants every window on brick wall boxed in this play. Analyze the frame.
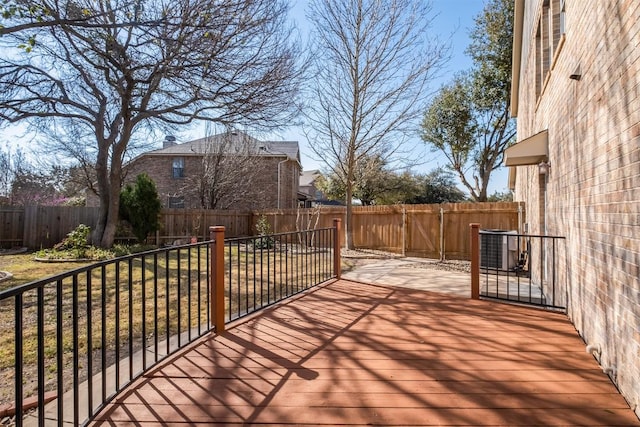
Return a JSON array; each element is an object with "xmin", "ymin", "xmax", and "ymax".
[
  {"xmin": 548, "ymin": 0, "xmax": 556, "ymax": 59},
  {"xmin": 536, "ymin": 22, "xmax": 542, "ymax": 97},
  {"xmin": 560, "ymin": 0, "xmax": 566, "ymax": 34},
  {"xmin": 540, "ymin": 1, "xmax": 550, "ymax": 83},
  {"xmin": 172, "ymin": 157, "xmax": 185, "ymax": 178},
  {"xmin": 536, "ymin": 0, "xmax": 566, "ymax": 100},
  {"xmin": 549, "ymin": 0, "xmax": 566, "ymax": 66},
  {"xmin": 168, "ymin": 196, "xmax": 185, "ymax": 208}
]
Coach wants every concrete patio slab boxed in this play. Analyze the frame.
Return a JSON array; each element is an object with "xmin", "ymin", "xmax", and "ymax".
[{"xmin": 342, "ymin": 258, "xmax": 471, "ymax": 297}]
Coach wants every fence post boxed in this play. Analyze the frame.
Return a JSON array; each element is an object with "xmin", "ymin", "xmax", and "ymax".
[
  {"xmin": 333, "ymin": 218, "xmax": 342, "ymax": 280},
  {"xmin": 439, "ymin": 207, "xmax": 445, "ymax": 261},
  {"xmin": 209, "ymin": 226, "xmax": 226, "ymax": 333},
  {"xmin": 402, "ymin": 207, "xmax": 407, "ymax": 257},
  {"xmin": 470, "ymin": 223, "xmax": 480, "ymax": 300}
]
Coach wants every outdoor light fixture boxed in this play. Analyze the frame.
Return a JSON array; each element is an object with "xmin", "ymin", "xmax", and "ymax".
[
  {"xmin": 569, "ymin": 65, "xmax": 582, "ymax": 81},
  {"xmin": 538, "ymin": 160, "xmax": 550, "ymax": 175}
]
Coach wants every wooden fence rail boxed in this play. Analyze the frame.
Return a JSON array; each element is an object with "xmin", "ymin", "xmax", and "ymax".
[{"xmin": 0, "ymin": 202, "xmax": 524, "ymax": 260}]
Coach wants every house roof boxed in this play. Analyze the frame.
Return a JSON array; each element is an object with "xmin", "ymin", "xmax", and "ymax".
[
  {"xmin": 300, "ymin": 170, "xmax": 322, "ymax": 187},
  {"xmin": 141, "ymin": 131, "xmax": 301, "ymax": 164}
]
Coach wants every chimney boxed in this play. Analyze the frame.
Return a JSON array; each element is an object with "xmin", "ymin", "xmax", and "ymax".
[{"xmin": 163, "ymin": 135, "xmax": 177, "ymax": 149}]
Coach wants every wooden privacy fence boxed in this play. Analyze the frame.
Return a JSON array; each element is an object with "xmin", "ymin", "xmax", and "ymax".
[{"xmin": 0, "ymin": 202, "xmax": 524, "ymax": 260}]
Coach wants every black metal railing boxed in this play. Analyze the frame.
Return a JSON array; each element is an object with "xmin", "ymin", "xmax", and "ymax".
[
  {"xmin": 0, "ymin": 225, "xmax": 338, "ymax": 426},
  {"xmin": 479, "ymin": 231, "xmax": 567, "ymax": 311},
  {"xmin": 225, "ymin": 227, "xmax": 336, "ymax": 322},
  {"xmin": 0, "ymin": 241, "xmax": 211, "ymax": 426}
]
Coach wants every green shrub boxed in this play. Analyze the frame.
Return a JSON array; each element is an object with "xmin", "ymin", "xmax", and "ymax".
[
  {"xmin": 254, "ymin": 215, "xmax": 274, "ymax": 249},
  {"xmin": 55, "ymin": 224, "xmax": 90, "ymax": 249},
  {"xmin": 119, "ymin": 173, "xmax": 162, "ymax": 243},
  {"xmin": 34, "ymin": 224, "xmax": 158, "ymax": 261},
  {"xmin": 49, "ymin": 224, "xmax": 91, "ymax": 258},
  {"xmin": 111, "ymin": 243, "xmax": 156, "ymax": 257}
]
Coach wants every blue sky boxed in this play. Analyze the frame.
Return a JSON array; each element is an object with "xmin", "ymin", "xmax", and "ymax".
[
  {"xmin": 278, "ymin": 0, "xmax": 511, "ymax": 195},
  {"xmin": 2, "ymin": 0, "xmax": 510, "ymax": 196}
]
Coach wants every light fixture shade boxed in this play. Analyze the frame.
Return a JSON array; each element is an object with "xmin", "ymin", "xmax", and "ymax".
[{"xmin": 538, "ymin": 161, "xmax": 550, "ymax": 175}]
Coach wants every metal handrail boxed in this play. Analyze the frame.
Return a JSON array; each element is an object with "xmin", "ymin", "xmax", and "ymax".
[
  {"xmin": 224, "ymin": 227, "xmax": 336, "ymax": 323},
  {"xmin": 0, "ymin": 225, "xmax": 338, "ymax": 426},
  {"xmin": 478, "ymin": 230, "xmax": 567, "ymax": 311}
]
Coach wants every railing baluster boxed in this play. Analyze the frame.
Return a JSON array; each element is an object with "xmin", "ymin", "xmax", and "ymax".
[
  {"xmin": 165, "ymin": 250, "xmax": 170, "ymax": 356},
  {"xmin": 266, "ymin": 238, "xmax": 271, "ymax": 304},
  {"xmin": 244, "ymin": 240, "xmax": 249, "ymax": 316},
  {"xmin": 206, "ymin": 242, "xmax": 211, "ymax": 330},
  {"xmin": 72, "ymin": 275, "xmax": 79, "ymax": 426},
  {"xmin": 141, "ymin": 255, "xmax": 147, "ymax": 370},
  {"xmin": 260, "ymin": 242, "xmax": 264, "ymax": 307},
  {"xmin": 86, "ymin": 272, "xmax": 93, "ymax": 419},
  {"xmin": 177, "ymin": 249, "xmax": 181, "ymax": 348},
  {"xmin": 197, "ymin": 246, "xmax": 202, "ymax": 336},
  {"xmin": 552, "ymin": 238, "xmax": 557, "ymax": 306},
  {"xmin": 113, "ymin": 263, "xmax": 119, "ymax": 393},
  {"xmin": 100, "ymin": 265, "xmax": 107, "ymax": 402},
  {"xmin": 278, "ymin": 235, "xmax": 282, "ymax": 299},
  {"xmin": 187, "ymin": 247, "xmax": 192, "ymax": 342},
  {"xmin": 253, "ymin": 240, "xmax": 257, "ymax": 312},
  {"xmin": 154, "ymin": 252, "xmax": 159, "ymax": 362},
  {"xmin": 56, "ymin": 279, "xmax": 63, "ymax": 426},
  {"xmin": 285, "ymin": 234, "xmax": 290, "ymax": 296},
  {"xmin": 37, "ymin": 287, "xmax": 44, "ymax": 427},
  {"xmin": 128, "ymin": 258, "xmax": 133, "ymax": 380},
  {"xmin": 227, "ymin": 241, "xmax": 232, "ymax": 321},
  {"xmin": 14, "ymin": 294, "xmax": 23, "ymax": 427},
  {"xmin": 238, "ymin": 240, "xmax": 242, "ymax": 317}
]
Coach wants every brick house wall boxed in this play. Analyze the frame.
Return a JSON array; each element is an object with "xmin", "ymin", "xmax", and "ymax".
[
  {"xmin": 511, "ymin": 0, "xmax": 640, "ymax": 416},
  {"xmin": 87, "ymin": 136, "xmax": 301, "ymax": 211}
]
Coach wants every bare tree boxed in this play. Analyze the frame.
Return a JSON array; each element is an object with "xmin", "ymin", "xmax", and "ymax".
[
  {"xmin": 0, "ymin": 146, "xmax": 12, "ymax": 200},
  {"xmin": 0, "ymin": 0, "xmax": 303, "ymax": 247},
  {"xmin": 304, "ymin": 0, "xmax": 449, "ymax": 248},
  {"xmin": 296, "ymin": 205, "xmax": 321, "ymax": 247},
  {"xmin": 188, "ymin": 128, "xmax": 265, "ymax": 210},
  {"xmin": 0, "ymin": 1, "xmax": 155, "ymax": 38}
]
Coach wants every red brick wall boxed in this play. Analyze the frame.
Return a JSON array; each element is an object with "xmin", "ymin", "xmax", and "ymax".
[{"xmin": 87, "ymin": 154, "xmax": 301, "ymax": 211}]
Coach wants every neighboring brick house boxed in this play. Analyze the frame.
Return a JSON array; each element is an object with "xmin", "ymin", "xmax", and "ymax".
[
  {"xmin": 88, "ymin": 131, "xmax": 302, "ymax": 210},
  {"xmin": 298, "ymin": 170, "xmax": 341, "ymax": 207},
  {"xmin": 508, "ymin": 0, "xmax": 639, "ymax": 416}
]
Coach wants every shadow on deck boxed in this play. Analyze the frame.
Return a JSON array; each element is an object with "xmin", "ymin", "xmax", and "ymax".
[{"xmin": 90, "ymin": 279, "xmax": 639, "ymax": 426}]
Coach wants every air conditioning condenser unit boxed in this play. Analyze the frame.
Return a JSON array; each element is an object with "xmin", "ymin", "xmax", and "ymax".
[{"xmin": 480, "ymin": 230, "xmax": 519, "ymax": 271}]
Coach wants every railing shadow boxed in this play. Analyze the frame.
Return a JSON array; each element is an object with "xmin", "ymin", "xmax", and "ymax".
[{"xmin": 91, "ymin": 280, "xmax": 636, "ymax": 426}]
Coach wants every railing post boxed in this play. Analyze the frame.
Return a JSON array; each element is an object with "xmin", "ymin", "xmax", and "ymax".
[
  {"xmin": 209, "ymin": 226, "xmax": 225, "ymax": 333},
  {"xmin": 333, "ymin": 218, "xmax": 342, "ymax": 280},
  {"xmin": 470, "ymin": 223, "xmax": 480, "ymax": 300}
]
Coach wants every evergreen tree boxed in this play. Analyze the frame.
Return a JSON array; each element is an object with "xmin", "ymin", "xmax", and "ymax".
[{"xmin": 119, "ymin": 174, "xmax": 162, "ymax": 243}]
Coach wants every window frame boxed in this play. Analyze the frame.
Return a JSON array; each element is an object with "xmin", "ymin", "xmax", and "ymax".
[
  {"xmin": 535, "ymin": 0, "xmax": 566, "ymax": 102},
  {"xmin": 172, "ymin": 157, "xmax": 185, "ymax": 179},
  {"xmin": 168, "ymin": 196, "xmax": 185, "ymax": 209}
]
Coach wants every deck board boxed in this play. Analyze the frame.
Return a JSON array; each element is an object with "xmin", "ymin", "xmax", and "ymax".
[{"xmin": 91, "ymin": 280, "xmax": 640, "ymax": 426}]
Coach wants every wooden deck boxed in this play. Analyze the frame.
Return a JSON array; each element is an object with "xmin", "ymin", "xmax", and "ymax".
[{"xmin": 91, "ymin": 280, "xmax": 640, "ymax": 426}]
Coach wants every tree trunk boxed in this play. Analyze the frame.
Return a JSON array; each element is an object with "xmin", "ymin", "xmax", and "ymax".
[
  {"xmin": 93, "ymin": 140, "xmax": 110, "ymax": 247},
  {"xmin": 345, "ymin": 183, "xmax": 354, "ymax": 249},
  {"xmin": 100, "ymin": 181, "xmax": 120, "ymax": 247}
]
